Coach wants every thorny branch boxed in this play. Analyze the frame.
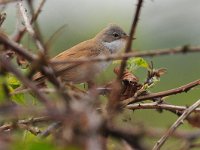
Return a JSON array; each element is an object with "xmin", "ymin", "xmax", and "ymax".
[
  {"xmin": 121, "ymin": 79, "xmax": 200, "ymax": 106},
  {"xmin": 153, "ymin": 98, "xmax": 200, "ymax": 150},
  {"xmin": 126, "ymin": 102, "xmax": 200, "ymax": 113}
]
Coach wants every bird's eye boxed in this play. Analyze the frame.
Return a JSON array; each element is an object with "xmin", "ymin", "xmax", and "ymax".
[{"xmin": 113, "ymin": 32, "xmax": 119, "ymax": 38}]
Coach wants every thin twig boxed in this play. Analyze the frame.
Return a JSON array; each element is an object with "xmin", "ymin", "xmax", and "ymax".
[
  {"xmin": 152, "ymin": 98, "xmax": 200, "ymax": 150},
  {"xmin": 0, "ymin": 32, "xmax": 36, "ymax": 61},
  {"xmin": 0, "ymin": 0, "xmax": 16, "ymax": 5},
  {"xmin": 39, "ymin": 122, "xmax": 61, "ymax": 138},
  {"xmin": 12, "ymin": 0, "xmax": 46, "ymax": 43},
  {"xmin": 0, "ymin": 116, "xmax": 50, "ymax": 135},
  {"xmin": 18, "ymin": 1, "xmax": 45, "ymax": 52},
  {"xmin": 0, "ymin": 12, "xmax": 6, "ymax": 27},
  {"xmin": 121, "ymin": 79, "xmax": 200, "ymax": 106},
  {"xmin": 126, "ymin": 102, "xmax": 200, "ymax": 112},
  {"xmin": 105, "ymin": 124, "xmax": 147, "ymax": 150}
]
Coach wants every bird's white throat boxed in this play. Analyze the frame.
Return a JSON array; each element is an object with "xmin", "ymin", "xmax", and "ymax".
[{"xmin": 102, "ymin": 39, "xmax": 126, "ymax": 54}]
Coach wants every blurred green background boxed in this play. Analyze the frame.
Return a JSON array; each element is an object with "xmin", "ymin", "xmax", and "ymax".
[{"xmin": 1, "ymin": 0, "xmax": 200, "ymax": 148}]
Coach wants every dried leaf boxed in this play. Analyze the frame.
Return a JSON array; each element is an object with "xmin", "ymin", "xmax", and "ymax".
[{"xmin": 114, "ymin": 67, "xmax": 142, "ymax": 100}]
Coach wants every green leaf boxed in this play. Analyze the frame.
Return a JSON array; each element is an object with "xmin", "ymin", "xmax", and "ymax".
[
  {"xmin": 7, "ymin": 74, "xmax": 21, "ymax": 88},
  {"xmin": 127, "ymin": 57, "xmax": 149, "ymax": 72},
  {"xmin": 0, "ymin": 85, "xmax": 6, "ymax": 103},
  {"xmin": 112, "ymin": 60, "xmax": 122, "ymax": 64}
]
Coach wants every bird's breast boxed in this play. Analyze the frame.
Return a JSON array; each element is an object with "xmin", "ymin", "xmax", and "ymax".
[{"xmin": 102, "ymin": 39, "xmax": 126, "ymax": 54}]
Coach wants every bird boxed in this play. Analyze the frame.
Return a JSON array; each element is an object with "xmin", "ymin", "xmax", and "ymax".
[{"xmin": 15, "ymin": 24, "xmax": 129, "ymax": 92}]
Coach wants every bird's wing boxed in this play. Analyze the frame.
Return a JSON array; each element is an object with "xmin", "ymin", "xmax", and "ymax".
[{"xmin": 33, "ymin": 39, "xmax": 100, "ymax": 81}]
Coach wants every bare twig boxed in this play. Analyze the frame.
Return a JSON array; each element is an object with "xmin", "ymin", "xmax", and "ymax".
[
  {"xmin": 0, "ymin": 0, "xmax": 16, "ymax": 5},
  {"xmin": 121, "ymin": 79, "xmax": 200, "ymax": 106},
  {"xmin": 0, "ymin": 32, "xmax": 37, "ymax": 61},
  {"xmin": 153, "ymin": 98, "xmax": 200, "ymax": 150},
  {"xmin": 105, "ymin": 124, "xmax": 147, "ymax": 150},
  {"xmin": 39, "ymin": 122, "xmax": 61, "ymax": 138},
  {"xmin": 126, "ymin": 102, "xmax": 200, "ymax": 112},
  {"xmin": 0, "ymin": 12, "xmax": 6, "ymax": 27},
  {"xmin": 18, "ymin": 116, "xmax": 50, "ymax": 124},
  {"xmin": 0, "ymin": 116, "xmax": 50, "ymax": 135},
  {"xmin": 18, "ymin": 1, "xmax": 45, "ymax": 52},
  {"xmin": 13, "ymin": 0, "xmax": 46, "ymax": 43}
]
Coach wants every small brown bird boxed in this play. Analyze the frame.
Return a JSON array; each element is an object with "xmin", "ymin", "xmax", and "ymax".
[{"xmin": 16, "ymin": 24, "xmax": 129, "ymax": 92}]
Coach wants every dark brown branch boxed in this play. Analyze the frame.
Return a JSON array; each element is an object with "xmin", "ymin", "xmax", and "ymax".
[
  {"xmin": 121, "ymin": 79, "xmax": 200, "ymax": 106},
  {"xmin": 104, "ymin": 124, "xmax": 147, "ymax": 150},
  {"xmin": 0, "ymin": 33, "xmax": 36, "ymax": 61},
  {"xmin": 0, "ymin": 33, "xmax": 63, "ymax": 88},
  {"xmin": 118, "ymin": 0, "xmax": 143, "ymax": 79}
]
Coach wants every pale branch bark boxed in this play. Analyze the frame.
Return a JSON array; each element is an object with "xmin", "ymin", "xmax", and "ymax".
[
  {"xmin": 121, "ymin": 79, "xmax": 200, "ymax": 106},
  {"xmin": 0, "ymin": 12, "xmax": 6, "ymax": 27},
  {"xmin": 118, "ymin": 0, "xmax": 143, "ymax": 79},
  {"xmin": 18, "ymin": 116, "xmax": 50, "ymax": 124},
  {"xmin": 18, "ymin": 1, "xmax": 45, "ymax": 53},
  {"xmin": 0, "ymin": 0, "xmax": 16, "ymax": 5},
  {"xmin": 12, "ymin": 0, "xmax": 46, "ymax": 43},
  {"xmin": 27, "ymin": 0, "xmax": 47, "ymax": 53},
  {"xmin": 51, "ymin": 45, "xmax": 200, "ymax": 64},
  {"xmin": 153, "ymin": 98, "xmax": 200, "ymax": 150},
  {"xmin": 126, "ymin": 102, "xmax": 200, "ymax": 112},
  {"xmin": 0, "ymin": 116, "xmax": 51, "ymax": 136}
]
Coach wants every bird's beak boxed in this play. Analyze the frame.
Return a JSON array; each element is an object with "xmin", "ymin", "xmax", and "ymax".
[{"xmin": 122, "ymin": 35, "xmax": 136, "ymax": 40}]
